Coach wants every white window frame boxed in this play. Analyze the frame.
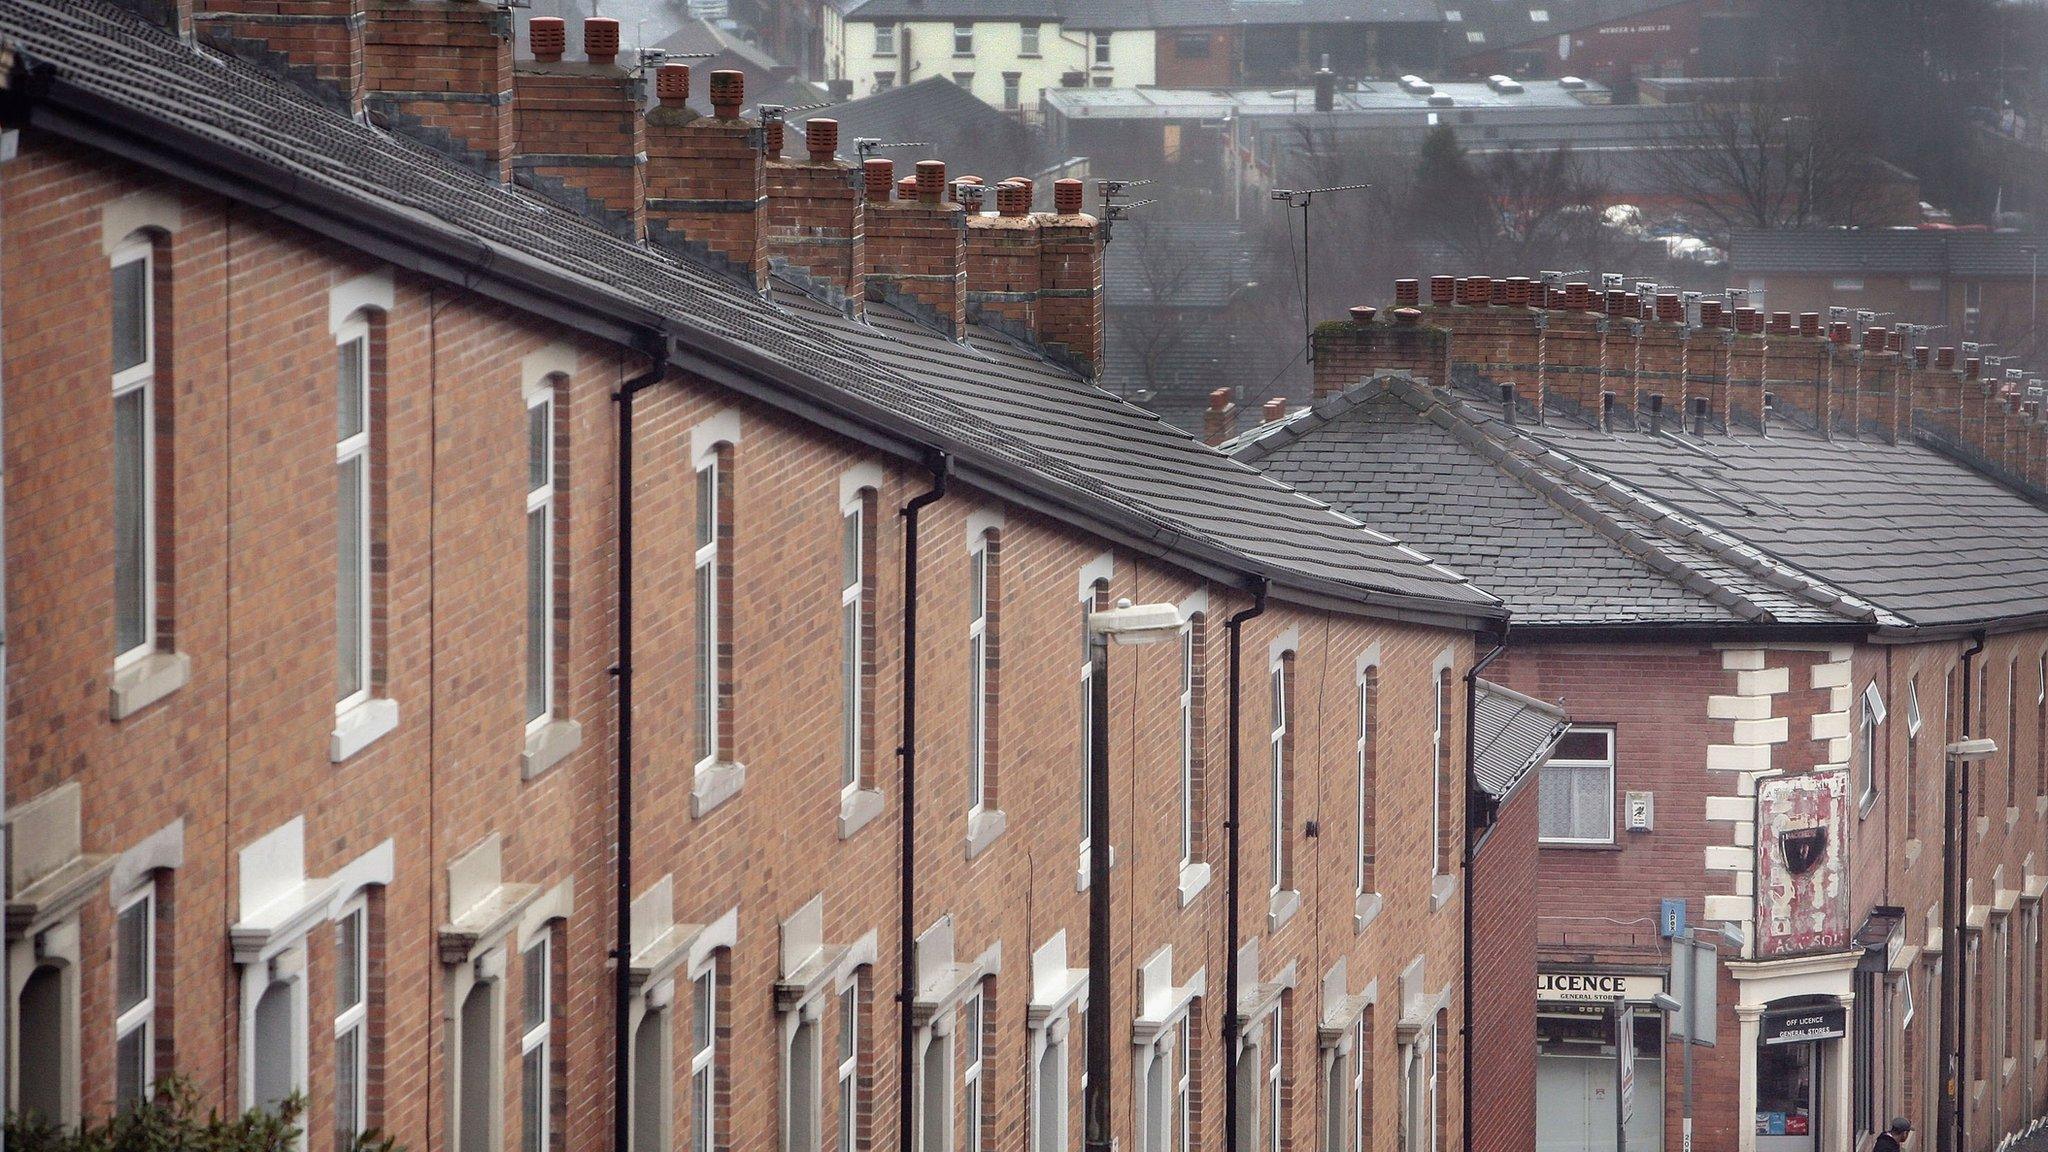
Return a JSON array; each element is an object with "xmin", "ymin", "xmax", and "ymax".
[
  {"xmin": 114, "ymin": 884, "xmax": 156, "ymax": 1108},
  {"xmin": 1265, "ymin": 1005, "xmax": 1285, "ymax": 1152},
  {"xmin": 111, "ymin": 238, "xmax": 157, "ymax": 669},
  {"xmin": 1093, "ymin": 31, "xmax": 1112, "ymax": 65},
  {"xmin": 521, "ymin": 936, "xmax": 552, "ymax": 1152},
  {"xmin": 841, "ymin": 495, "xmax": 869, "ymax": 800},
  {"xmin": 1175, "ymin": 1016, "xmax": 1192, "ymax": 1152},
  {"xmin": 1355, "ymin": 665, "xmax": 1377, "ymax": 895},
  {"xmin": 695, "ymin": 458, "xmax": 722, "ymax": 770},
  {"xmin": 962, "ymin": 987, "xmax": 986, "ymax": 1152},
  {"xmin": 953, "ymin": 21, "xmax": 973, "ymax": 54},
  {"xmin": 336, "ymin": 315, "xmax": 373, "ymax": 714},
  {"xmin": 837, "ymin": 984, "xmax": 861, "ymax": 1152},
  {"xmin": 1352, "ymin": 1015, "xmax": 1369, "ymax": 1152},
  {"xmin": 692, "ymin": 967, "xmax": 720, "ymax": 1152},
  {"xmin": 1540, "ymin": 726, "xmax": 1616, "ymax": 846},
  {"xmin": 1020, "ymin": 22, "xmax": 1040, "ymax": 55},
  {"xmin": 1859, "ymin": 686, "xmax": 1882, "ymax": 806},
  {"xmin": 968, "ymin": 533, "xmax": 993, "ymax": 816},
  {"xmin": 1178, "ymin": 627, "xmax": 1196, "ymax": 869},
  {"xmin": 1269, "ymin": 656, "xmax": 1290, "ymax": 893},
  {"xmin": 1431, "ymin": 670, "xmax": 1448, "ymax": 875},
  {"xmin": 874, "ymin": 23, "xmax": 895, "ymax": 54},
  {"xmin": 1908, "ymin": 678, "xmax": 1923, "ymax": 737},
  {"xmin": 526, "ymin": 390, "xmax": 556, "ymax": 732},
  {"xmin": 334, "ymin": 898, "xmax": 370, "ymax": 1144}
]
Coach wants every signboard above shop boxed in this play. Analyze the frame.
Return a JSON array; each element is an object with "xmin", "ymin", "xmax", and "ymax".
[
  {"xmin": 1538, "ymin": 971, "xmax": 1667, "ymax": 1003},
  {"xmin": 1761, "ymin": 1003, "xmax": 1846, "ymax": 1046}
]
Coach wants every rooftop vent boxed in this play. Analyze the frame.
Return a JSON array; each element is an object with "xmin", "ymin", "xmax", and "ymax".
[
  {"xmin": 1557, "ymin": 75, "xmax": 1587, "ymax": 90},
  {"xmin": 1427, "ymin": 92, "xmax": 1454, "ymax": 106},
  {"xmin": 1399, "ymin": 74, "xmax": 1434, "ymax": 96},
  {"xmin": 1487, "ymin": 74, "xmax": 1524, "ymax": 94}
]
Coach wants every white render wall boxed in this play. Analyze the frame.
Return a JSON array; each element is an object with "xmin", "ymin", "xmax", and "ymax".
[{"xmin": 831, "ymin": 16, "xmax": 1155, "ymax": 116}]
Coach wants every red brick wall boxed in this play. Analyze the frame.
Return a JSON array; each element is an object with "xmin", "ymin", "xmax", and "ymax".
[{"xmin": 1471, "ymin": 787, "xmax": 1539, "ymax": 1152}]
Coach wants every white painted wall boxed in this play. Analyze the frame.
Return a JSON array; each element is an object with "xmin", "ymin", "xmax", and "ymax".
[{"xmin": 832, "ymin": 17, "xmax": 1155, "ymax": 117}]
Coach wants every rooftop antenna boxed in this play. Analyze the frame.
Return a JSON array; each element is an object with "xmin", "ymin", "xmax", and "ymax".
[
  {"xmin": 633, "ymin": 47, "xmax": 716, "ymax": 76},
  {"xmin": 1096, "ymin": 179, "xmax": 1157, "ymax": 400},
  {"xmin": 854, "ymin": 138, "xmax": 932, "ymax": 159},
  {"xmin": 1269, "ymin": 181, "xmax": 1371, "ymax": 364}
]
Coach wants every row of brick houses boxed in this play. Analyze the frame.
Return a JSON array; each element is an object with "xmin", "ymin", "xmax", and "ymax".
[
  {"xmin": 0, "ymin": 6, "xmax": 1580, "ymax": 1152},
  {"xmin": 1228, "ymin": 276, "xmax": 2048, "ymax": 1152}
]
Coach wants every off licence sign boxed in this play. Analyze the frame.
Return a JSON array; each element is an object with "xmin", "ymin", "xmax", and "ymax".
[
  {"xmin": 1538, "ymin": 971, "xmax": 1664, "ymax": 1003},
  {"xmin": 1761, "ymin": 1004, "xmax": 1845, "ymax": 1046}
]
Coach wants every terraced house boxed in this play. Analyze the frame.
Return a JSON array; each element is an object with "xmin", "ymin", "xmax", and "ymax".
[
  {"xmin": 1233, "ymin": 278, "xmax": 2048, "ymax": 1152},
  {"xmin": 0, "ymin": 6, "xmax": 1560, "ymax": 1152}
]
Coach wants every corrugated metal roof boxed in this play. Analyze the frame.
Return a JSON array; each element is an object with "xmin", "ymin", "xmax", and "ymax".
[{"xmin": 1471, "ymin": 678, "xmax": 1569, "ymax": 800}]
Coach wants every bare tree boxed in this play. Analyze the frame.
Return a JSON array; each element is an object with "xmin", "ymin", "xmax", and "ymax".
[
  {"xmin": 1108, "ymin": 217, "xmax": 1214, "ymax": 401},
  {"xmin": 1642, "ymin": 76, "xmax": 1882, "ymax": 234},
  {"xmin": 1480, "ymin": 144, "xmax": 1619, "ymax": 273}
]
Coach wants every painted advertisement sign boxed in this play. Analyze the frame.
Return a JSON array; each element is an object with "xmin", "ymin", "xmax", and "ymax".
[{"xmin": 1755, "ymin": 769, "xmax": 1851, "ymax": 958}]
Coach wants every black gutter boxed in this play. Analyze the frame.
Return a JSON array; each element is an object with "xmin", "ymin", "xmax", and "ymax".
[
  {"xmin": 1460, "ymin": 630, "xmax": 1510, "ymax": 1152},
  {"xmin": 612, "ymin": 342, "xmax": 668, "ymax": 1152},
  {"xmin": 896, "ymin": 454, "xmax": 949, "ymax": 1152},
  {"xmin": 29, "ymin": 78, "xmax": 1508, "ymax": 635},
  {"xmin": 1221, "ymin": 579, "xmax": 1268, "ymax": 1152},
  {"xmin": 1940, "ymin": 629, "xmax": 1986, "ymax": 1152}
]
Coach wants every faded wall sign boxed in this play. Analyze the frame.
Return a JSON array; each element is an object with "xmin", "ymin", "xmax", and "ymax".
[{"xmin": 1755, "ymin": 769, "xmax": 1850, "ymax": 957}]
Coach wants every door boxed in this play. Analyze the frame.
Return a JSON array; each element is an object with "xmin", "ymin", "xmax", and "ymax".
[{"xmin": 1756, "ymin": 1041, "xmax": 1819, "ymax": 1152}]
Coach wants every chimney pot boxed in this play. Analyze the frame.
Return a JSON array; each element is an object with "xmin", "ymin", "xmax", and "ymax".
[
  {"xmin": 1490, "ymin": 279, "xmax": 1510, "ymax": 306},
  {"xmin": 764, "ymin": 118, "xmax": 785, "ymax": 158},
  {"xmin": 915, "ymin": 159, "xmax": 947, "ymax": 204},
  {"xmin": 656, "ymin": 64, "xmax": 691, "ymax": 107},
  {"xmin": 1862, "ymin": 326, "xmax": 1887, "ymax": 352},
  {"xmin": 1622, "ymin": 293, "xmax": 1641, "ymax": 319},
  {"xmin": 1769, "ymin": 311, "xmax": 1792, "ymax": 335},
  {"xmin": 863, "ymin": 157, "xmax": 894, "ymax": 201},
  {"xmin": 1210, "ymin": 389, "xmax": 1231, "ymax": 412},
  {"xmin": 1966, "ymin": 357, "xmax": 1982, "ymax": 380},
  {"xmin": 1565, "ymin": 282, "xmax": 1592, "ymax": 311},
  {"xmin": 1505, "ymin": 277, "xmax": 1531, "ymax": 308},
  {"xmin": 1395, "ymin": 279, "xmax": 1421, "ymax": 307},
  {"xmin": 1699, "ymin": 299, "xmax": 1723, "ymax": 326},
  {"xmin": 996, "ymin": 181, "xmax": 1030, "ymax": 217},
  {"xmin": 1394, "ymin": 306, "xmax": 1423, "ymax": 325},
  {"xmin": 1350, "ymin": 305, "xmax": 1377, "ymax": 325},
  {"xmin": 1655, "ymin": 292, "xmax": 1682, "ymax": 323},
  {"xmin": 1937, "ymin": 346, "xmax": 1956, "ymax": 369},
  {"xmin": 583, "ymin": 16, "xmax": 620, "ymax": 64},
  {"xmin": 709, "ymin": 69, "xmax": 744, "ymax": 118},
  {"xmin": 1500, "ymin": 383, "xmax": 1518, "ymax": 427},
  {"xmin": 1914, "ymin": 346, "xmax": 1931, "ymax": 368},
  {"xmin": 1799, "ymin": 312, "xmax": 1820, "ymax": 338},
  {"xmin": 1887, "ymin": 330, "xmax": 1905, "ymax": 353},
  {"xmin": 1600, "ymin": 390, "xmax": 1617, "ymax": 432},
  {"xmin": 1054, "ymin": 178, "xmax": 1084, "ymax": 215},
  {"xmin": 1263, "ymin": 397, "xmax": 1287, "ymax": 423},
  {"xmin": 1428, "ymin": 276, "xmax": 1456, "ymax": 306},
  {"xmin": 1648, "ymin": 393, "xmax": 1664, "ymax": 433},
  {"xmin": 1691, "ymin": 396, "xmax": 1709, "ymax": 436},
  {"xmin": 897, "ymin": 176, "xmax": 917, "ymax": 199},
  {"xmin": 1465, "ymin": 276, "xmax": 1492, "ymax": 305},
  {"xmin": 806, "ymin": 118, "xmax": 838, "ymax": 162},
  {"xmin": 1829, "ymin": 322, "xmax": 1852, "ymax": 345},
  {"xmin": 1605, "ymin": 289, "xmax": 1628, "ymax": 315},
  {"xmin": 531, "ymin": 16, "xmax": 566, "ymax": 61}
]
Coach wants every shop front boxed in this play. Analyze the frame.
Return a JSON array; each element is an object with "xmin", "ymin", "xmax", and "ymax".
[
  {"xmin": 1754, "ymin": 997, "xmax": 1846, "ymax": 1151},
  {"xmin": 1536, "ymin": 970, "xmax": 1668, "ymax": 1152}
]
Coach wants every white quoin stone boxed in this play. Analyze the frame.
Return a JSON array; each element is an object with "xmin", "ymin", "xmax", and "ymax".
[
  {"xmin": 1722, "ymin": 649, "xmax": 1768, "ymax": 671},
  {"xmin": 1737, "ymin": 668, "xmax": 1790, "ymax": 696},
  {"xmin": 1709, "ymin": 695, "xmax": 1775, "ymax": 721}
]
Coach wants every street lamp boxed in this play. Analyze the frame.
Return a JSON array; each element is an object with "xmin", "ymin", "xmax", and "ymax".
[
  {"xmin": 1084, "ymin": 598, "xmax": 1188, "ymax": 1152},
  {"xmin": 1939, "ymin": 735, "xmax": 1999, "ymax": 1152}
]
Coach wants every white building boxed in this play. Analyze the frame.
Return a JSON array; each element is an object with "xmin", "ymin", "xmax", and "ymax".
[{"xmin": 824, "ymin": 0, "xmax": 1155, "ymax": 117}]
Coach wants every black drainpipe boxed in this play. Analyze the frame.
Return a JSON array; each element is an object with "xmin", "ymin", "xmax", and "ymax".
[
  {"xmin": 612, "ymin": 338, "xmax": 669, "ymax": 1152},
  {"xmin": 1222, "ymin": 578, "xmax": 1269, "ymax": 1152},
  {"xmin": 1461, "ymin": 628, "xmax": 1510, "ymax": 1152},
  {"xmin": 897, "ymin": 453, "xmax": 949, "ymax": 1152},
  {"xmin": 1941, "ymin": 629, "xmax": 1986, "ymax": 1152}
]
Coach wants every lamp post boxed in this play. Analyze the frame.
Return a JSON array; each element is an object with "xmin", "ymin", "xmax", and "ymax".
[
  {"xmin": 1939, "ymin": 735, "xmax": 1999, "ymax": 1152},
  {"xmin": 1084, "ymin": 598, "xmax": 1188, "ymax": 1152},
  {"xmin": 1655, "ymin": 923, "xmax": 1744, "ymax": 1152}
]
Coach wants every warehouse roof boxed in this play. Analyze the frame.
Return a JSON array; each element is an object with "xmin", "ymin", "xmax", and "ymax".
[
  {"xmin": 13, "ymin": 0, "xmax": 1500, "ymax": 625},
  {"xmin": 1728, "ymin": 228, "xmax": 2047, "ymax": 278}
]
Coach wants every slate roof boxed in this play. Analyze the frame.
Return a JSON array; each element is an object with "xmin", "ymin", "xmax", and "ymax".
[
  {"xmin": 1105, "ymin": 222, "xmax": 1255, "ymax": 308},
  {"xmin": 17, "ymin": 0, "xmax": 1499, "ymax": 624},
  {"xmin": 1471, "ymin": 679, "xmax": 1569, "ymax": 801},
  {"xmin": 1728, "ymin": 229, "xmax": 2047, "ymax": 279},
  {"xmin": 796, "ymin": 78, "xmax": 1051, "ymax": 188},
  {"xmin": 1232, "ymin": 372, "xmax": 2048, "ymax": 633}
]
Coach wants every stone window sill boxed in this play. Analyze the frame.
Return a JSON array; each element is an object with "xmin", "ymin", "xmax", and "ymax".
[
  {"xmin": 1354, "ymin": 891, "xmax": 1383, "ymax": 934},
  {"xmin": 2038, "ymin": 796, "xmax": 2048, "ymax": 818},
  {"xmin": 1075, "ymin": 843, "xmax": 1117, "ymax": 891},
  {"xmin": 110, "ymin": 651, "xmax": 191, "ymax": 720},
  {"xmin": 331, "ymin": 697, "xmax": 400, "ymax": 763},
  {"xmin": 2007, "ymin": 805, "xmax": 2022, "ymax": 830},
  {"xmin": 965, "ymin": 808, "xmax": 1007, "ymax": 860},
  {"xmin": 1430, "ymin": 873, "xmax": 1459, "ymax": 913},
  {"xmin": 839, "ymin": 788, "xmax": 885, "ymax": 840},
  {"xmin": 1177, "ymin": 860, "xmax": 1211, "ymax": 907},
  {"xmin": 1976, "ymin": 814, "xmax": 1990, "ymax": 838},
  {"xmin": 522, "ymin": 719, "xmax": 582, "ymax": 780},
  {"xmin": 1904, "ymin": 838, "xmax": 1923, "ymax": 868},
  {"xmin": 691, "ymin": 760, "xmax": 747, "ymax": 818},
  {"xmin": 1268, "ymin": 887, "xmax": 1300, "ymax": 933}
]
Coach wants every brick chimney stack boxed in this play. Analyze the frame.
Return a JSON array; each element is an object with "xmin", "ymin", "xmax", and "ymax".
[
  {"xmin": 512, "ymin": 17, "xmax": 646, "ymax": 240},
  {"xmin": 364, "ymin": 0, "xmax": 515, "ymax": 180},
  {"xmin": 764, "ymin": 118, "xmax": 866, "ymax": 313},
  {"xmin": 1035, "ymin": 179, "xmax": 1103, "ymax": 377},
  {"xmin": 646, "ymin": 67, "xmax": 770, "ymax": 293},
  {"xmin": 964, "ymin": 181, "xmax": 1042, "ymax": 339},
  {"xmin": 865, "ymin": 159, "xmax": 968, "ymax": 337},
  {"xmin": 1203, "ymin": 389, "xmax": 1239, "ymax": 446},
  {"xmin": 193, "ymin": 0, "xmax": 366, "ymax": 113}
]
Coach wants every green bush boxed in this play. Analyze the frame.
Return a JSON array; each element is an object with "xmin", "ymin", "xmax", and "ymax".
[{"xmin": 5, "ymin": 1078, "xmax": 401, "ymax": 1152}]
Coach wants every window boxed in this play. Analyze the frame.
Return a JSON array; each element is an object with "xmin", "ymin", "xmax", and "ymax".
[
  {"xmin": 1270, "ymin": 654, "xmax": 1293, "ymax": 893},
  {"xmin": 695, "ymin": 454, "xmax": 730, "ymax": 769},
  {"xmin": 920, "ymin": 1020, "xmax": 952, "ymax": 1152},
  {"xmin": 337, "ymin": 317, "xmax": 372, "ymax": 711},
  {"xmin": 1355, "ymin": 666, "xmax": 1379, "ymax": 894},
  {"xmin": 458, "ymin": 976, "xmax": 500, "ymax": 1152},
  {"xmin": 788, "ymin": 1011, "xmax": 821, "ymax": 1152},
  {"xmin": 111, "ymin": 239, "xmax": 157, "ymax": 666},
  {"xmin": 953, "ymin": 73, "xmax": 975, "ymax": 90},
  {"xmin": 2007, "ymin": 658, "xmax": 2020, "ymax": 806},
  {"xmin": 875, "ymin": 71, "xmax": 896, "ymax": 92},
  {"xmin": 1033, "ymin": 1021, "xmax": 1068, "ymax": 1152},
  {"xmin": 1323, "ymin": 1044, "xmax": 1346, "ymax": 1152},
  {"xmin": 334, "ymin": 902, "xmax": 370, "ymax": 1148},
  {"xmin": 842, "ymin": 493, "xmax": 875, "ymax": 797},
  {"xmin": 1906, "ymin": 677, "xmax": 1922, "ymax": 839},
  {"xmin": 252, "ymin": 976, "xmax": 304, "ymax": 1118},
  {"xmin": 18, "ymin": 961, "xmax": 74, "ymax": 1124},
  {"xmin": 1464, "ymin": 29, "xmax": 1485, "ymax": 42},
  {"xmin": 521, "ymin": 937, "xmax": 553, "ymax": 1152},
  {"xmin": 114, "ymin": 886, "xmax": 156, "ymax": 1110},
  {"xmin": 969, "ymin": 532, "xmax": 999, "ymax": 816},
  {"xmin": 1093, "ymin": 31, "xmax": 1112, "ymax": 65},
  {"xmin": 2036, "ymin": 653, "xmax": 2045, "ymax": 797},
  {"xmin": 1003, "ymin": 73, "xmax": 1021, "ymax": 111},
  {"xmin": 1908, "ymin": 277, "xmax": 1941, "ymax": 292},
  {"xmin": 1832, "ymin": 277, "xmax": 1865, "ymax": 292},
  {"xmin": 1539, "ymin": 727, "xmax": 1614, "ymax": 844},
  {"xmin": 1528, "ymin": 7, "xmax": 1549, "ymax": 18},
  {"xmin": 1964, "ymin": 282, "xmax": 1982, "ymax": 339},
  {"xmin": 1433, "ymin": 670, "xmax": 1451, "ymax": 873},
  {"xmin": 874, "ymin": 23, "xmax": 895, "ymax": 54},
  {"xmin": 1174, "ymin": 31, "xmax": 1210, "ymax": 57},
  {"xmin": 962, "ymin": 987, "xmax": 987, "ymax": 1152},
  {"xmin": 1859, "ymin": 685, "xmax": 1881, "ymax": 806},
  {"xmin": 526, "ymin": 391, "xmax": 557, "ymax": 728},
  {"xmin": 953, "ymin": 21, "xmax": 973, "ymax": 54},
  {"xmin": 837, "ymin": 983, "xmax": 862, "ymax": 1152},
  {"xmin": 1352, "ymin": 1011, "xmax": 1374, "ymax": 1152},
  {"xmin": 1092, "ymin": 76, "xmax": 1111, "ymax": 88},
  {"xmin": 1020, "ymin": 22, "xmax": 1040, "ymax": 55},
  {"xmin": 692, "ymin": 966, "xmax": 721, "ymax": 1152},
  {"xmin": 1265, "ymin": 999, "xmax": 1287, "ymax": 1152}
]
